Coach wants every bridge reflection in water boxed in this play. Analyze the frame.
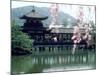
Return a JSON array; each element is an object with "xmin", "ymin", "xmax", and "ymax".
[{"xmin": 11, "ymin": 51, "xmax": 96, "ymax": 74}]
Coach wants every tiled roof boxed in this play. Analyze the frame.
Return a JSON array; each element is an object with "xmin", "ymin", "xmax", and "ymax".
[{"xmin": 20, "ymin": 9, "xmax": 48, "ymax": 20}]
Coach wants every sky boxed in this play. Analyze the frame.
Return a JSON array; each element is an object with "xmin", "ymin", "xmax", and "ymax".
[{"xmin": 12, "ymin": 1, "xmax": 96, "ymax": 24}]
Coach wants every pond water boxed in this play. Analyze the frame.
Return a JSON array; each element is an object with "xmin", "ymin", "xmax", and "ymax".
[{"xmin": 11, "ymin": 51, "xmax": 96, "ymax": 74}]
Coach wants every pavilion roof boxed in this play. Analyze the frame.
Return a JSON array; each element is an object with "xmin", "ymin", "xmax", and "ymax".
[{"xmin": 20, "ymin": 9, "xmax": 48, "ymax": 20}]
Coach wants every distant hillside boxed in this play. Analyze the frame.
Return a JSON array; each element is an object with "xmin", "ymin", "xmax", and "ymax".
[{"xmin": 12, "ymin": 6, "xmax": 77, "ymax": 27}]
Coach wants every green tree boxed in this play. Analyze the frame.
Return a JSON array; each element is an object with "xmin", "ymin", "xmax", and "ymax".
[{"xmin": 11, "ymin": 21, "xmax": 33, "ymax": 51}]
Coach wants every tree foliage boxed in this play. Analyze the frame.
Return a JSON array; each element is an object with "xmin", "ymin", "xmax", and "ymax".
[{"xmin": 11, "ymin": 21, "xmax": 33, "ymax": 51}]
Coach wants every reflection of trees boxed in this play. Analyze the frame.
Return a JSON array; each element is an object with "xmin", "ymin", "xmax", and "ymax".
[
  {"xmin": 12, "ymin": 53, "xmax": 95, "ymax": 74},
  {"xmin": 26, "ymin": 62, "xmax": 50, "ymax": 73},
  {"xmin": 26, "ymin": 56, "xmax": 51, "ymax": 73},
  {"xmin": 11, "ymin": 55, "xmax": 34, "ymax": 74}
]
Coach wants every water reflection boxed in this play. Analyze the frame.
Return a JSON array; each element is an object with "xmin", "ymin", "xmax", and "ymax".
[{"xmin": 11, "ymin": 52, "xmax": 96, "ymax": 74}]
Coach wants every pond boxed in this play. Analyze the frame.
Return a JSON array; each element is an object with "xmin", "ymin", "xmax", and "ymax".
[{"xmin": 11, "ymin": 51, "xmax": 96, "ymax": 74}]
